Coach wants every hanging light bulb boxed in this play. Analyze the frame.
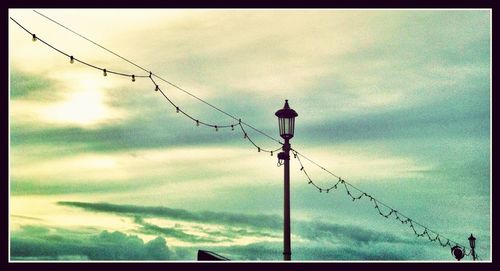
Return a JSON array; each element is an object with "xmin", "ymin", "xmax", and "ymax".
[
  {"xmin": 231, "ymin": 125, "xmax": 234, "ymax": 131},
  {"xmin": 215, "ymin": 125, "xmax": 218, "ymax": 132},
  {"xmin": 244, "ymin": 133, "xmax": 247, "ymax": 139},
  {"xmin": 32, "ymin": 34, "xmax": 37, "ymax": 42},
  {"xmin": 155, "ymin": 85, "xmax": 159, "ymax": 91},
  {"xmin": 149, "ymin": 71, "xmax": 152, "ymax": 78},
  {"xmin": 196, "ymin": 120, "xmax": 199, "ymax": 126},
  {"xmin": 176, "ymin": 107, "xmax": 179, "ymax": 113},
  {"xmin": 258, "ymin": 147, "xmax": 260, "ymax": 152},
  {"xmin": 70, "ymin": 56, "xmax": 74, "ymax": 64},
  {"xmin": 270, "ymin": 151, "xmax": 273, "ymax": 156},
  {"xmin": 103, "ymin": 69, "xmax": 107, "ymax": 76},
  {"xmin": 132, "ymin": 75, "xmax": 136, "ymax": 82}
]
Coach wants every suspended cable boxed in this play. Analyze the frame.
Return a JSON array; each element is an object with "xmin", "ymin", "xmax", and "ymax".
[
  {"xmin": 10, "ymin": 15, "xmax": 483, "ymax": 261},
  {"xmin": 32, "ymin": 10, "xmax": 283, "ymax": 145},
  {"xmin": 33, "ymin": 10, "xmax": 152, "ymax": 76},
  {"xmin": 149, "ymin": 76, "xmax": 241, "ymax": 129},
  {"xmin": 239, "ymin": 123, "xmax": 282, "ymax": 154},
  {"xmin": 10, "ymin": 17, "xmax": 149, "ymax": 81},
  {"xmin": 11, "ymin": 16, "xmax": 284, "ymax": 164},
  {"xmin": 291, "ymin": 149, "xmax": 478, "ymax": 259}
]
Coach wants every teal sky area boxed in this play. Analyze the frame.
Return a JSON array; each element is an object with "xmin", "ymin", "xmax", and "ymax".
[{"xmin": 9, "ymin": 9, "xmax": 490, "ymax": 261}]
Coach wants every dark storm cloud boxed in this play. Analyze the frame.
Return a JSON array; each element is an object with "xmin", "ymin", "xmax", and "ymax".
[
  {"xmin": 58, "ymin": 201, "xmax": 283, "ymax": 229},
  {"xmin": 10, "ymin": 199, "xmax": 460, "ymax": 261},
  {"xmin": 10, "ymin": 225, "xmax": 176, "ymax": 260},
  {"xmin": 58, "ymin": 201, "xmax": 410, "ymax": 246},
  {"xmin": 133, "ymin": 216, "xmax": 227, "ymax": 243},
  {"xmin": 132, "ymin": 216, "xmax": 281, "ymax": 243},
  {"xmin": 202, "ymin": 241, "xmax": 429, "ymax": 261},
  {"xmin": 294, "ymin": 220, "xmax": 410, "ymax": 245},
  {"xmin": 7, "ymin": 223, "xmax": 438, "ymax": 261}
]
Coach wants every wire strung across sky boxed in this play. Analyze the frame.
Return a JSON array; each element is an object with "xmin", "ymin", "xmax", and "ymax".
[
  {"xmin": 9, "ymin": 13, "xmax": 481, "ymax": 260},
  {"xmin": 291, "ymin": 149, "xmax": 481, "ymax": 260},
  {"xmin": 32, "ymin": 10, "xmax": 283, "ymax": 146}
]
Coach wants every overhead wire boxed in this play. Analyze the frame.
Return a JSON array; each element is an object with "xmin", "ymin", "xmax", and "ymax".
[
  {"xmin": 11, "ymin": 16, "xmax": 280, "ymax": 152},
  {"xmin": 10, "ymin": 14, "xmax": 484, "ymax": 261},
  {"xmin": 32, "ymin": 9, "xmax": 283, "ymax": 145},
  {"xmin": 10, "ymin": 17, "xmax": 149, "ymax": 82},
  {"xmin": 291, "ymin": 148, "xmax": 478, "ymax": 259}
]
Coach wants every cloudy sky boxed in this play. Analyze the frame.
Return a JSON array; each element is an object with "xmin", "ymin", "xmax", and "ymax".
[{"xmin": 9, "ymin": 9, "xmax": 490, "ymax": 261}]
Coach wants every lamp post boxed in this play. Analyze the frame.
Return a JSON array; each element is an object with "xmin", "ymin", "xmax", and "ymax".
[
  {"xmin": 275, "ymin": 99, "xmax": 298, "ymax": 261},
  {"xmin": 469, "ymin": 234, "xmax": 476, "ymax": 261}
]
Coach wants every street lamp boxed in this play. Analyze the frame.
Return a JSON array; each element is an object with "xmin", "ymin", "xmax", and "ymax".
[
  {"xmin": 275, "ymin": 99, "xmax": 298, "ymax": 261},
  {"xmin": 469, "ymin": 234, "xmax": 476, "ymax": 261}
]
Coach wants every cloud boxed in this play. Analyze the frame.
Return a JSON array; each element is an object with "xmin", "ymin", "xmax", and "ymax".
[
  {"xmin": 299, "ymin": 71, "xmax": 489, "ymax": 145},
  {"xmin": 294, "ymin": 220, "xmax": 410, "ymax": 245},
  {"xmin": 10, "ymin": 69, "xmax": 134, "ymax": 129},
  {"xmin": 201, "ymin": 240, "xmax": 431, "ymax": 261},
  {"xmin": 58, "ymin": 201, "xmax": 283, "ymax": 229},
  {"xmin": 9, "ymin": 70, "xmax": 59, "ymax": 99},
  {"xmin": 133, "ymin": 216, "xmax": 227, "ymax": 243},
  {"xmin": 10, "ymin": 225, "xmax": 177, "ymax": 261},
  {"xmin": 9, "ymin": 105, "xmax": 244, "ymax": 153},
  {"xmin": 131, "ymin": 216, "xmax": 281, "ymax": 246},
  {"xmin": 10, "ymin": 144, "xmax": 285, "ymax": 198},
  {"xmin": 11, "ymin": 201, "xmax": 482, "ymax": 260},
  {"xmin": 58, "ymin": 201, "xmax": 412, "ymax": 246}
]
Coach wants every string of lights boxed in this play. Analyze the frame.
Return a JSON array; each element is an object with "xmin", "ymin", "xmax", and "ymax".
[
  {"xmin": 16, "ymin": 12, "xmax": 310, "ymax": 160},
  {"xmin": 10, "ymin": 15, "xmax": 283, "ymax": 156},
  {"xmin": 149, "ymin": 76, "xmax": 241, "ymax": 130},
  {"xmin": 32, "ymin": 10, "xmax": 284, "ymax": 146},
  {"xmin": 239, "ymin": 123, "xmax": 283, "ymax": 155},
  {"xmin": 33, "ymin": 10, "xmax": 152, "ymax": 77},
  {"xmin": 150, "ymin": 74, "xmax": 282, "ymax": 152},
  {"xmin": 10, "ymin": 17, "xmax": 150, "ymax": 82},
  {"xmin": 291, "ymin": 149, "xmax": 477, "ymax": 259},
  {"xmin": 10, "ymin": 14, "xmax": 483, "ymax": 261}
]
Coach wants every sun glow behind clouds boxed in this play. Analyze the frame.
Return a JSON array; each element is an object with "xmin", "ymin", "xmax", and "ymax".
[
  {"xmin": 11, "ymin": 74, "xmax": 130, "ymax": 129},
  {"xmin": 39, "ymin": 78, "xmax": 124, "ymax": 128}
]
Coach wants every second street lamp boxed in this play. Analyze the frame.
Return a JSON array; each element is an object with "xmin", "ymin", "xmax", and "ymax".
[
  {"xmin": 469, "ymin": 234, "xmax": 477, "ymax": 261},
  {"xmin": 275, "ymin": 99, "xmax": 298, "ymax": 261}
]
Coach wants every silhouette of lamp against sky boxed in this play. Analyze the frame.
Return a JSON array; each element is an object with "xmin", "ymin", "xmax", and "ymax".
[
  {"xmin": 275, "ymin": 99, "xmax": 298, "ymax": 261},
  {"xmin": 469, "ymin": 234, "xmax": 476, "ymax": 261}
]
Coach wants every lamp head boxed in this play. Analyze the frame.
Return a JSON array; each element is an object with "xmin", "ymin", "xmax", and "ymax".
[{"xmin": 275, "ymin": 100, "xmax": 298, "ymax": 140}]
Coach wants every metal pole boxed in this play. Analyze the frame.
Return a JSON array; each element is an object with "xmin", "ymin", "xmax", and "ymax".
[
  {"xmin": 472, "ymin": 240, "xmax": 476, "ymax": 261},
  {"xmin": 283, "ymin": 139, "xmax": 291, "ymax": 261},
  {"xmin": 469, "ymin": 233, "xmax": 477, "ymax": 261}
]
